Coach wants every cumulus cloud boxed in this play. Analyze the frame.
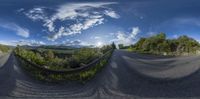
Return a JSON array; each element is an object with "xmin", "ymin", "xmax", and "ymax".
[
  {"xmin": 94, "ymin": 36, "xmax": 101, "ymax": 39},
  {"xmin": 62, "ymin": 39, "xmax": 91, "ymax": 47},
  {"xmin": 25, "ymin": 7, "xmax": 47, "ymax": 21},
  {"xmin": 0, "ymin": 23, "xmax": 30, "ymax": 38},
  {"xmin": 130, "ymin": 27, "xmax": 140, "ymax": 38},
  {"xmin": 17, "ymin": 8, "xmax": 25, "ymax": 12},
  {"xmin": 23, "ymin": 2, "xmax": 119, "ymax": 41},
  {"xmin": 64, "ymin": 39, "xmax": 81, "ymax": 46},
  {"xmin": 111, "ymin": 27, "xmax": 140, "ymax": 45},
  {"xmin": 0, "ymin": 39, "xmax": 45, "ymax": 46},
  {"xmin": 12, "ymin": 40, "xmax": 46, "ymax": 46},
  {"xmin": 0, "ymin": 40, "xmax": 15, "ymax": 46},
  {"xmin": 104, "ymin": 10, "xmax": 120, "ymax": 18}
]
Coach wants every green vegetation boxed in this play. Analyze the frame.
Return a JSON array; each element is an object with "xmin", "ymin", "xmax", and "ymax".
[
  {"xmin": 15, "ymin": 46, "xmax": 107, "ymax": 70},
  {"xmin": 111, "ymin": 42, "xmax": 117, "ymax": 49},
  {"xmin": 129, "ymin": 33, "xmax": 200, "ymax": 56},
  {"xmin": 17, "ymin": 50, "xmax": 113, "ymax": 83},
  {"xmin": 0, "ymin": 44, "xmax": 10, "ymax": 53},
  {"xmin": 118, "ymin": 44, "xmax": 131, "ymax": 49},
  {"xmin": 14, "ymin": 44, "xmax": 114, "ymax": 82}
]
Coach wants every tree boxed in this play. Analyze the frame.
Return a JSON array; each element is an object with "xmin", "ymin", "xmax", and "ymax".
[
  {"xmin": 111, "ymin": 42, "xmax": 116, "ymax": 49},
  {"xmin": 130, "ymin": 33, "xmax": 200, "ymax": 55},
  {"xmin": 44, "ymin": 50, "xmax": 54, "ymax": 59},
  {"xmin": 118, "ymin": 44, "xmax": 124, "ymax": 49}
]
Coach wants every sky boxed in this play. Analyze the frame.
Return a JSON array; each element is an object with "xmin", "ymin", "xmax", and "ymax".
[{"xmin": 0, "ymin": 0, "xmax": 200, "ymax": 46}]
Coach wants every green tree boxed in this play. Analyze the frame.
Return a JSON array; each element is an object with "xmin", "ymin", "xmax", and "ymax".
[
  {"xmin": 44, "ymin": 50, "xmax": 54, "ymax": 59},
  {"xmin": 130, "ymin": 33, "xmax": 200, "ymax": 55},
  {"xmin": 118, "ymin": 44, "xmax": 124, "ymax": 49},
  {"xmin": 111, "ymin": 42, "xmax": 116, "ymax": 49}
]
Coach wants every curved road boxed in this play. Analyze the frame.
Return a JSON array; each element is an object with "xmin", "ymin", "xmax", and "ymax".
[{"xmin": 1, "ymin": 50, "xmax": 200, "ymax": 99}]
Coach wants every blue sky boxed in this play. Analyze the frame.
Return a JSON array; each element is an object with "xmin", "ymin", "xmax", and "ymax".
[{"xmin": 0, "ymin": 0, "xmax": 200, "ymax": 46}]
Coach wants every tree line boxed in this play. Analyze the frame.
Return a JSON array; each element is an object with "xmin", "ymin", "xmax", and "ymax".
[
  {"xmin": 14, "ymin": 44, "xmax": 114, "ymax": 70},
  {"xmin": 129, "ymin": 33, "xmax": 200, "ymax": 55}
]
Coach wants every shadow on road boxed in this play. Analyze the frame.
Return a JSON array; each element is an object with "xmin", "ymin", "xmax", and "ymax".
[
  {"xmin": 102, "ymin": 50, "xmax": 200, "ymax": 98},
  {"xmin": 0, "ymin": 53, "xmax": 16, "ymax": 96}
]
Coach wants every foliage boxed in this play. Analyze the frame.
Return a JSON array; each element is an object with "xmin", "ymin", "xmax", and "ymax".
[
  {"xmin": 14, "ymin": 44, "xmax": 114, "ymax": 70},
  {"xmin": 0, "ymin": 44, "xmax": 10, "ymax": 53},
  {"xmin": 111, "ymin": 42, "xmax": 116, "ymax": 49},
  {"xmin": 71, "ymin": 48, "xmax": 101, "ymax": 67},
  {"xmin": 100, "ymin": 45, "xmax": 113, "ymax": 54},
  {"xmin": 44, "ymin": 50, "xmax": 55, "ymax": 59},
  {"xmin": 118, "ymin": 44, "xmax": 124, "ymax": 49},
  {"xmin": 15, "ymin": 46, "xmax": 113, "ymax": 83},
  {"xmin": 130, "ymin": 33, "xmax": 200, "ymax": 55}
]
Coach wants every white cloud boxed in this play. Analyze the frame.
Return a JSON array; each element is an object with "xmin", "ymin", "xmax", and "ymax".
[
  {"xmin": 62, "ymin": 39, "xmax": 92, "ymax": 47},
  {"xmin": 104, "ymin": 10, "xmax": 120, "ymax": 19},
  {"xmin": 23, "ymin": 2, "xmax": 119, "ymax": 41},
  {"xmin": 130, "ymin": 27, "xmax": 140, "ymax": 38},
  {"xmin": 111, "ymin": 27, "xmax": 140, "ymax": 45},
  {"xmin": 12, "ymin": 40, "xmax": 46, "ymax": 46},
  {"xmin": 17, "ymin": 8, "xmax": 24, "ymax": 12},
  {"xmin": 0, "ymin": 40, "xmax": 45, "ymax": 46},
  {"xmin": 64, "ymin": 39, "xmax": 81, "ymax": 46},
  {"xmin": 94, "ymin": 36, "xmax": 101, "ymax": 39},
  {"xmin": 0, "ymin": 23, "xmax": 30, "ymax": 38},
  {"xmin": 15, "ymin": 26, "xmax": 30, "ymax": 38},
  {"xmin": 0, "ymin": 40, "xmax": 16, "ymax": 46},
  {"xmin": 25, "ymin": 7, "xmax": 47, "ymax": 21},
  {"xmin": 53, "ymin": 2, "xmax": 117, "ymax": 20}
]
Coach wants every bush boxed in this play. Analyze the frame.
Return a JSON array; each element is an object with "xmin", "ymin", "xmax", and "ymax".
[
  {"xmin": 16, "ymin": 48, "xmax": 113, "ymax": 83},
  {"xmin": 130, "ymin": 33, "xmax": 200, "ymax": 55},
  {"xmin": 72, "ymin": 48, "xmax": 101, "ymax": 65},
  {"xmin": 0, "ymin": 44, "xmax": 10, "ymax": 53},
  {"xmin": 14, "ymin": 46, "xmax": 108, "ymax": 70}
]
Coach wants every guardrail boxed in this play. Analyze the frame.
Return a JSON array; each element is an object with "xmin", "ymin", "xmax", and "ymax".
[{"xmin": 15, "ymin": 49, "xmax": 113, "ymax": 75}]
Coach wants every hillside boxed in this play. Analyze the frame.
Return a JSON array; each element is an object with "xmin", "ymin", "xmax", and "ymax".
[
  {"xmin": 129, "ymin": 33, "xmax": 200, "ymax": 56},
  {"xmin": 0, "ymin": 44, "xmax": 10, "ymax": 53}
]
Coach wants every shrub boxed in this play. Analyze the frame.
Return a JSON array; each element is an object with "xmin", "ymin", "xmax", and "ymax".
[
  {"xmin": 0, "ymin": 44, "xmax": 10, "ymax": 53},
  {"xmin": 130, "ymin": 33, "xmax": 200, "ymax": 55}
]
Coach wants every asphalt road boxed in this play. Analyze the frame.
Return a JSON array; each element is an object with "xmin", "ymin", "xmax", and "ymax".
[{"xmin": 1, "ymin": 50, "xmax": 200, "ymax": 99}]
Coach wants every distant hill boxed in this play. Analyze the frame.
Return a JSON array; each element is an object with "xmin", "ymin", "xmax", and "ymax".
[
  {"xmin": 129, "ymin": 33, "xmax": 200, "ymax": 56},
  {"xmin": 19, "ymin": 44, "xmax": 95, "ymax": 50}
]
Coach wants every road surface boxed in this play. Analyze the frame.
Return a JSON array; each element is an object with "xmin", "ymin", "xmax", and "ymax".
[{"xmin": 1, "ymin": 50, "xmax": 200, "ymax": 99}]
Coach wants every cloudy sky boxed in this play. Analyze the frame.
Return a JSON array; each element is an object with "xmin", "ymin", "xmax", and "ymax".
[{"xmin": 0, "ymin": 0, "xmax": 200, "ymax": 46}]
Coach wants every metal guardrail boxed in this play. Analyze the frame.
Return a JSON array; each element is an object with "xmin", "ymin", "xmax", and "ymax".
[{"xmin": 15, "ymin": 49, "xmax": 113, "ymax": 74}]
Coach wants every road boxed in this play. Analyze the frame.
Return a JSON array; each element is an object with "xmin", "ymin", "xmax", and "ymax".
[{"xmin": 1, "ymin": 50, "xmax": 200, "ymax": 99}]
